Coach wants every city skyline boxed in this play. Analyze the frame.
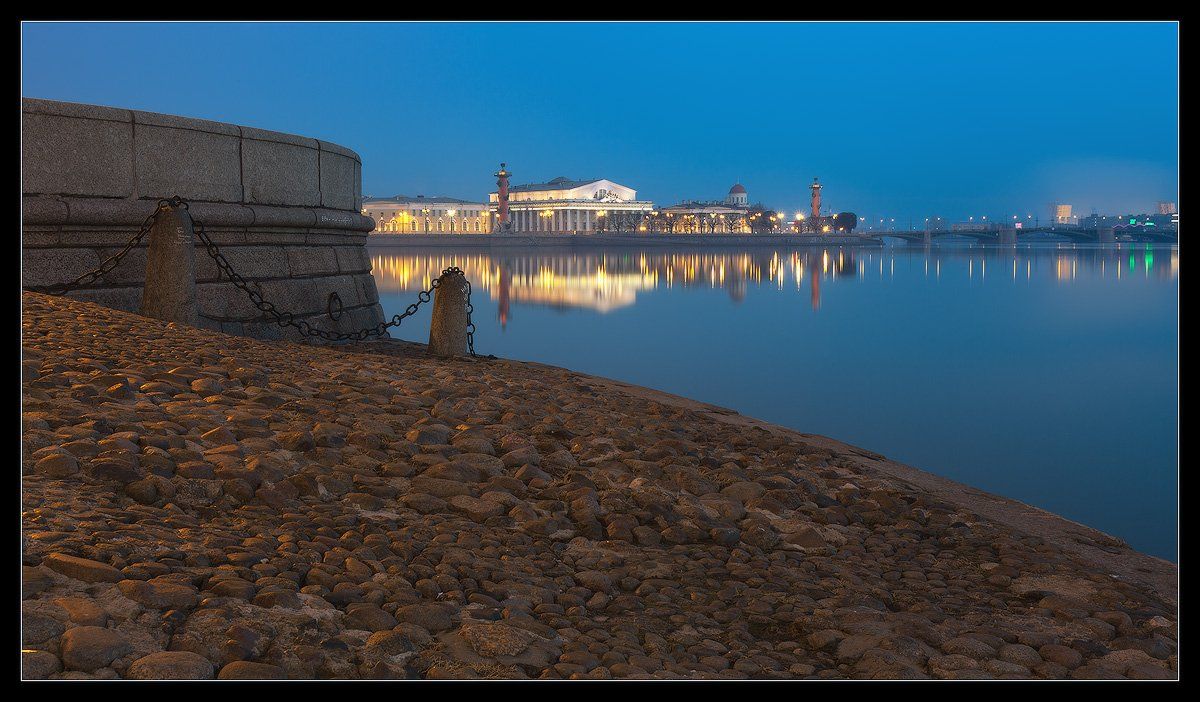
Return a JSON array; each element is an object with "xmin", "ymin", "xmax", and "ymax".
[
  {"xmin": 361, "ymin": 170, "xmax": 1176, "ymax": 228},
  {"xmin": 21, "ymin": 21, "xmax": 1179, "ymax": 222},
  {"xmin": 17, "ymin": 20, "xmax": 1181, "ymax": 682}
]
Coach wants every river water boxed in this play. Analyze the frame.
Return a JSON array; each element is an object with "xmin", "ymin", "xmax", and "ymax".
[{"xmin": 368, "ymin": 241, "xmax": 1179, "ymax": 560}]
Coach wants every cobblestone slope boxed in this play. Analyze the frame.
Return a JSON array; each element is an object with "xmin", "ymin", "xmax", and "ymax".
[{"xmin": 21, "ymin": 293, "xmax": 1177, "ymax": 680}]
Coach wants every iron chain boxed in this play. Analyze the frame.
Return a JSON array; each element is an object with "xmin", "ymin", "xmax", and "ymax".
[
  {"xmin": 26, "ymin": 197, "xmax": 482, "ymax": 356},
  {"xmin": 192, "ymin": 216, "xmax": 477, "ymax": 352},
  {"xmin": 23, "ymin": 197, "xmax": 184, "ymax": 296}
]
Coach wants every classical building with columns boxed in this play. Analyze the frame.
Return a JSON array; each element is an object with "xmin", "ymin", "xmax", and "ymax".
[
  {"xmin": 362, "ymin": 195, "xmax": 491, "ymax": 234},
  {"xmin": 488, "ymin": 176, "xmax": 654, "ymax": 233},
  {"xmin": 655, "ymin": 183, "xmax": 753, "ymax": 233},
  {"xmin": 657, "ymin": 202, "xmax": 751, "ymax": 233}
]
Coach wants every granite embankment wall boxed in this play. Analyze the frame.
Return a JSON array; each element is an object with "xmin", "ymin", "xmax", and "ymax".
[{"xmin": 21, "ymin": 98, "xmax": 384, "ymax": 340}]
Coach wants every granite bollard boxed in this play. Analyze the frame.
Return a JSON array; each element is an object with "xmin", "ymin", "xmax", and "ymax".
[
  {"xmin": 140, "ymin": 203, "xmax": 199, "ymax": 326},
  {"xmin": 428, "ymin": 271, "xmax": 468, "ymax": 357}
]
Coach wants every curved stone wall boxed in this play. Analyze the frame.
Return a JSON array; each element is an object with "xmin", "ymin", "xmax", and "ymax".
[{"xmin": 21, "ymin": 98, "xmax": 384, "ymax": 340}]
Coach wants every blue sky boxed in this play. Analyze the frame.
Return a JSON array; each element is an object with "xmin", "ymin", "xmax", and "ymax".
[{"xmin": 22, "ymin": 22, "xmax": 1178, "ymax": 222}]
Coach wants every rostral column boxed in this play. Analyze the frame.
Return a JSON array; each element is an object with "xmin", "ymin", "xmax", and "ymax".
[{"xmin": 494, "ymin": 163, "xmax": 511, "ymax": 233}]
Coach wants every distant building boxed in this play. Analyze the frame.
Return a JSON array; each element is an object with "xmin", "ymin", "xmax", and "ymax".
[
  {"xmin": 488, "ymin": 176, "xmax": 654, "ymax": 233},
  {"xmin": 363, "ymin": 195, "xmax": 490, "ymax": 234},
  {"xmin": 1078, "ymin": 212, "xmax": 1178, "ymax": 231},
  {"xmin": 657, "ymin": 183, "xmax": 753, "ymax": 233},
  {"xmin": 1050, "ymin": 203, "xmax": 1077, "ymax": 226},
  {"xmin": 657, "ymin": 202, "xmax": 750, "ymax": 233},
  {"xmin": 1158, "ymin": 201, "xmax": 1178, "ymax": 215}
]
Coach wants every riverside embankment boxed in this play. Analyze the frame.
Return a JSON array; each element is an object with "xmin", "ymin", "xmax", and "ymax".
[
  {"xmin": 21, "ymin": 292, "xmax": 1177, "ymax": 680},
  {"xmin": 364, "ymin": 232, "xmax": 882, "ymax": 248},
  {"xmin": 21, "ymin": 98, "xmax": 383, "ymax": 341}
]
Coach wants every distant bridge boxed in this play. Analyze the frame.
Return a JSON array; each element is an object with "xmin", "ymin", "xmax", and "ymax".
[{"xmin": 861, "ymin": 226, "xmax": 1178, "ymax": 245}]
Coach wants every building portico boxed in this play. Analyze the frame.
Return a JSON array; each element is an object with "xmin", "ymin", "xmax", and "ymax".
[{"xmin": 490, "ymin": 176, "xmax": 654, "ymax": 233}]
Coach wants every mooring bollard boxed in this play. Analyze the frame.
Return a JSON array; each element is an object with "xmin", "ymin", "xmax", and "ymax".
[
  {"xmin": 140, "ymin": 202, "xmax": 199, "ymax": 326},
  {"xmin": 428, "ymin": 270, "xmax": 469, "ymax": 357}
]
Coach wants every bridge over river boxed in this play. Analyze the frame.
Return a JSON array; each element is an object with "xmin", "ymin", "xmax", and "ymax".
[{"xmin": 863, "ymin": 226, "xmax": 1178, "ymax": 245}]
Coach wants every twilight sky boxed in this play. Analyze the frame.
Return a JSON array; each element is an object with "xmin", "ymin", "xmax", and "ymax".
[{"xmin": 22, "ymin": 22, "xmax": 1178, "ymax": 222}]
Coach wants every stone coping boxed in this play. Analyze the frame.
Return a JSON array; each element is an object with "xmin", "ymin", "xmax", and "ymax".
[{"xmin": 22, "ymin": 97, "xmax": 363, "ymax": 212}]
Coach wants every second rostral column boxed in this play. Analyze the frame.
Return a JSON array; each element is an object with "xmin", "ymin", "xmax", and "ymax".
[{"xmin": 494, "ymin": 162, "xmax": 513, "ymax": 234}]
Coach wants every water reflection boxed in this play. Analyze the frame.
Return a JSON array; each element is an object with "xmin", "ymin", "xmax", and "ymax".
[{"xmin": 371, "ymin": 244, "xmax": 1179, "ymax": 325}]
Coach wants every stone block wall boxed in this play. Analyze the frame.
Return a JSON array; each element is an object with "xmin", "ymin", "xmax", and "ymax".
[{"xmin": 21, "ymin": 98, "xmax": 384, "ymax": 341}]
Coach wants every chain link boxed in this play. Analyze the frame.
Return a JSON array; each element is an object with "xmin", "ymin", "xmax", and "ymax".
[
  {"xmin": 193, "ymin": 218, "xmax": 477, "ymax": 352},
  {"xmin": 25, "ymin": 197, "xmax": 484, "ymax": 357},
  {"xmin": 23, "ymin": 197, "xmax": 184, "ymax": 296}
]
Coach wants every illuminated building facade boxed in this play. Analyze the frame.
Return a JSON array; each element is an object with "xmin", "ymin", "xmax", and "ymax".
[
  {"xmin": 657, "ymin": 203, "xmax": 750, "ymax": 233},
  {"xmin": 363, "ymin": 195, "xmax": 490, "ymax": 234},
  {"xmin": 1050, "ymin": 203, "xmax": 1077, "ymax": 226},
  {"xmin": 488, "ymin": 176, "xmax": 654, "ymax": 233},
  {"xmin": 656, "ymin": 184, "xmax": 753, "ymax": 233}
]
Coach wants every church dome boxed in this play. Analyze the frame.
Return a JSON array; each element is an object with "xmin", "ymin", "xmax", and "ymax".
[{"xmin": 729, "ymin": 183, "xmax": 747, "ymax": 194}]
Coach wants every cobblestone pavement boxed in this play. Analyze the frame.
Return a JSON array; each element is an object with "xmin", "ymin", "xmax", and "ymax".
[{"xmin": 21, "ymin": 293, "xmax": 1177, "ymax": 680}]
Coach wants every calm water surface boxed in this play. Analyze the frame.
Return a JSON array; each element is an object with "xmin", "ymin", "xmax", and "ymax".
[{"xmin": 369, "ymin": 242, "xmax": 1179, "ymax": 560}]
